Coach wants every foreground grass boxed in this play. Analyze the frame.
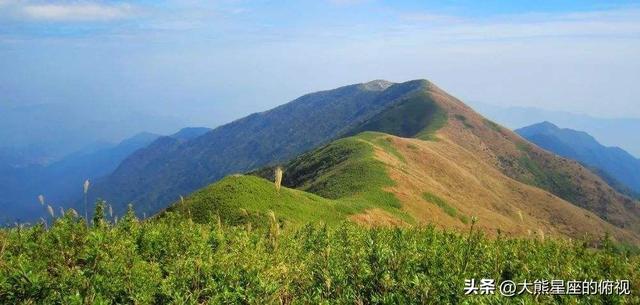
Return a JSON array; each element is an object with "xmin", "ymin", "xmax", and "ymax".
[{"xmin": 1, "ymin": 210, "xmax": 638, "ymax": 305}]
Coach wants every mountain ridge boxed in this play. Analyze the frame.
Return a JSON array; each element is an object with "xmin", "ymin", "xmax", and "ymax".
[
  {"xmin": 175, "ymin": 129, "xmax": 638, "ymax": 243},
  {"xmin": 517, "ymin": 122, "xmax": 640, "ymax": 197},
  {"xmin": 470, "ymin": 102, "xmax": 640, "ymax": 158},
  {"xmin": 89, "ymin": 80, "xmax": 434, "ymax": 215}
]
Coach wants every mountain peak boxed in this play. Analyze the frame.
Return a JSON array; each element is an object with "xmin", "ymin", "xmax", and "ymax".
[
  {"xmin": 517, "ymin": 121, "xmax": 601, "ymax": 145},
  {"xmin": 516, "ymin": 121, "xmax": 560, "ymax": 137},
  {"xmin": 538, "ymin": 121, "xmax": 559, "ymax": 129},
  {"xmin": 360, "ymin": 79, "xmax": 394, "ymax": 91},
  {"xmin": 528, "ymin": 121, "xmax": 560, "ymax": 131}
]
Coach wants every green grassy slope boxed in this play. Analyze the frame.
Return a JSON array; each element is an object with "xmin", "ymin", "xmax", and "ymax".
[
  {"xmin": 345, "ymin": 92, "xmax": 447, "ymax": 140},
  {"xmin": 280, "ymin": 133, "xmax": 398, "ymax": 201},
  {"xmin": 165, "ymin": 175, "xmax": 348, "ymax": 228},
  {"xmin": 168, "ymin": 132, "xmax": 423, "ymax": 227}
]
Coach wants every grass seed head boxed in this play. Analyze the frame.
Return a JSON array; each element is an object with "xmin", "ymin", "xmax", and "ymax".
[
  {"xmin": 268, "ymin": 211, "xmax": 280, "ymax": 236},
  {"xmin": 267, "ymin": 210, "xmax": 280, "ymax": 250},
  {"xmin": 38, "ymin": 194, "xmax": 45, "ymax": 205},
  {"xmin": 47, "ymin": 205, "xmax": 54, "ymax": 218},
  {"xmin": 215, "ymin": 214, "xmax": 222, "ymax": 230},
  {"xmin": 274, "ymin": 167, "xmax": 283, "ymax": 192},
  {"xmin": 83, "ymin": 179, "xmax": 90, "ymax": 194},
  {"xmin": 538, "ymin": 229, "xmax": 545, "ymax": 241}
]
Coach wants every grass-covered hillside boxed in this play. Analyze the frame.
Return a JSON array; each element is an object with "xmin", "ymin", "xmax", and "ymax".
[
  {"xmin": 1, "ymin": 211, "xmax": 638, "ymax": 304},
  {"xmin": 165, "ymin": 175, "xmax": 347, "ymax": 227},
  {"xmin": 345, "ymin": 91, "xmax": 448, "ymax": 140},
  {"xmin": 166, "ymin": 133, "xmax": 414, "ymax": 229},
  {"xmin": 170, "ymin": 128, "xmax": 638, "ymax": 245}
]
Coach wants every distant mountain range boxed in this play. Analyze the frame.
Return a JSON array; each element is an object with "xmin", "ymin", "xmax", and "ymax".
[
  {"xmin": 0, "ymin": 127, "xmax": 210, "ymax": 223},
  {"xmin": 517, "ymin": 122, "xmax": 640, "ymax": 198},
  {"xmin": 0, "ymin": 102, "xmax": 186, "ymax": 167},
  {"xmin": 469, "ymin": 101, "xmax": 640, "ymax": 158}
]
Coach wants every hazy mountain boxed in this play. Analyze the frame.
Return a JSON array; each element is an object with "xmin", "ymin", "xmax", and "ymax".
[
  {"xmin": 0, "ymin": 132, "xmax": 161, "ymax": 223},
  {"xmin": 1, "ymin": 126, "xmax": 214, "ymax": 223},
  {"xmin": 517, "ymin": 122, "xmax": 640, "ymax": 197},
  {"xmin": 468, "ymin": 101, "xmax": 640, "ymax": 158},
  {"xmin": 0, "ymin": 146, "xmax": 51, "ymax": 168},
  {"xmin": 170, "ymin": 127, "xmax": 213, "ymax": 141},
  {"xmin": 0, "ymin": 102, "xmax": 186, "ymax": 166},
  {"xmin": 168, "ymin": 80, "xmax": 640, "ymax": 244}
]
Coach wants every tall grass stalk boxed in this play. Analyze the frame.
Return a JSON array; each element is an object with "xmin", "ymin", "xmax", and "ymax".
[
  {"xmin": 274, "ymin": 167, "xmax": 283, "ymax": 192},
  {"xmin": 267, "ymin": 211, "xmax": 280, "ymax": 251},
  {"xmin": 538, "ymin": 229, "xmax": 545, "ymax": 242},
  {"xmin": 83, "ymin": 179, "xmax": 90, "ymax": 221},
  {"xmin": 460, "ymin": 216, "xmax": 479, "ymax": 275}
]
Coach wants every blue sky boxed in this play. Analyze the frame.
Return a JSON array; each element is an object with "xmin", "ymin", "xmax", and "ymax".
[{"xmin": 1, "ymin": 0, "xmax": 640, "ymax": 127}]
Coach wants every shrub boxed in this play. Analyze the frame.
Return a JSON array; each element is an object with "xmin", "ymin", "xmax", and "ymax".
[{"xmin": 0, "ymin": 210, "xmax": 638, "ymax": 304}]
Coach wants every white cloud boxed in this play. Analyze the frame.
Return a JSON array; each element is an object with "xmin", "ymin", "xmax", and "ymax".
[
  {"xmin": 21, "ymin": 2, "xmax": 136, "ymax": 22},
  {"xmin": 392, "ymin": 8, "xmax": 640, "ymax": 41}
]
